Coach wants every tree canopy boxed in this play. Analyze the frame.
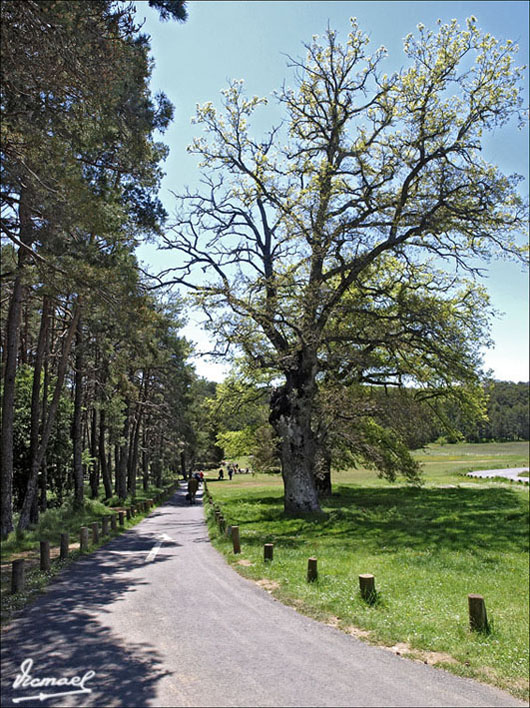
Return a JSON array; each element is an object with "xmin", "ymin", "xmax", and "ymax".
[{"xmin": 161, "ymin": 18, "xmax": 528, "ymax": 513}]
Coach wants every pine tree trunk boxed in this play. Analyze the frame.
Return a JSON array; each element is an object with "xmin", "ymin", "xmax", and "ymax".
[
  {"xmin": 1, "ymin": 263, "xmax": 27, "ymax": 536},
  {"xmin": 18, "ymin": 304, "xmax": 81, "ymax": 530},
  {"xmin": 72, "ymin": 319, "xmax": 84, "ymax": 511},
  {"xmin": 116, "ymin": 402, "xmax": 130, "ymax": 500},
  {"xmin": 99, "ymin": 410, "xmax": 112, "ymax": 499}
]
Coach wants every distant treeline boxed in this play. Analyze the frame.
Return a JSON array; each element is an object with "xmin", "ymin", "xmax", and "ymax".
[{"xmin": 376, "ymin": 381, "xmax": 529, "ymax": 449}]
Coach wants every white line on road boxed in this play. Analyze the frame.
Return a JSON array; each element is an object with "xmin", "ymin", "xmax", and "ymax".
[{"xmin": 146, "ymin": 541, "xmax": 163, "ymax": 562}]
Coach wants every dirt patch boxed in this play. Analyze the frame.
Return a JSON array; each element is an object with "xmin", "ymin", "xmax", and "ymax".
[
  {"xmin": 384, "ymin": 642, "xmax": 458, "ymax": 665},
  {"xmin": 256, "ymin": 578, "xmax": 280, "ymax": 593},
  {"xmin": 237, "ymin": 559, "xmax": 254, "ymax": 567}
]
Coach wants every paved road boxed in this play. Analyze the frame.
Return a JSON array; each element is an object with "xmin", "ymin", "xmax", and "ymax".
[
  {"xmin": 466, "ymin": 468, "xmax": 529, "ymax": 483},
  {"xmin": 1, "ymin": 487, "xmax": 526, "ymax": 707}
]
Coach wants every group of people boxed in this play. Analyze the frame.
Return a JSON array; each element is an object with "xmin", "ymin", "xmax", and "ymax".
[{"xmin": 217, "ymin": 463, "xmax": 251, "ymax": 480}]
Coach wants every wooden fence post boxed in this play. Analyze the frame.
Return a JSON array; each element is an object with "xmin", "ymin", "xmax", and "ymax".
[
  {"xmin": 264, "ymin": 543, "xmax": 274, "ymax": 562},
  {"xmin": 60, "ymin": 533, "xmax": 69, "ymax": 560},
  {"xmin": 40, "ymin": 541, "xmax": 50, "ymax": 571},
  {"xmin": 232, "ymin": 525, "xmax": 241, "ymax": 554},
  {"xmin": 359, "ymin": 574, "xmax": 376, "ymax": 602},
  {"xmin": 119, "ymin": 511, "xmax": 125, "ymax": 526},
  {"xmin": 80, "ymin": 527, "xmax": 89, "ymax": 552},
  {"xmin": 307, "ymin": 557, "xmax": 318, "ymax": 582},
  {"xmin": 110, "ymin": 514, "xmax": 117, "ymax": 531},
  {"xmin": 11, "ymin": 559, "xmax": 25, "ymax": 593},
  {"xmin": 468, "ymin": 594, "xmax": 489, "ymax": 632},
  {"xmin": 102, "ymin": 517, "xmax": 109, "ymax": 536},
  {"xmin": 91, "ymin": 522, "xmax": 99, "ymax": 545}
]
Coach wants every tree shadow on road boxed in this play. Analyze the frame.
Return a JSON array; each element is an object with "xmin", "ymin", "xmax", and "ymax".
[{"xmin": 1, "ymin": 535, "xmax": 175, "ymax": 706}]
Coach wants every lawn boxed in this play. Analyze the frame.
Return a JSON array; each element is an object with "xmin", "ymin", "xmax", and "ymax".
[{"xmin": 205, "ymin": 441, "xmax": 530, "ymax": 701}]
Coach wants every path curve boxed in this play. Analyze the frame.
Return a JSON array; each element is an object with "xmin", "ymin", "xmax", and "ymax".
[
  {"xmin": 466, "ymin": 467, "xmax": 529, "ymax": 483},
  {"xmin": 1, "ymin": 486, "xmax": 526, "ymax": 707}
]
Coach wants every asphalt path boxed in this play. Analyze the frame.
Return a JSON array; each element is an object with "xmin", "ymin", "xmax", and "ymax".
[
  {"xmin": 1, "ymin": 486, "xmax": 526, "ymax": 707},
  {"xmin": 466, "ymin": 468, "xmax": 529, "ymax": 483}
]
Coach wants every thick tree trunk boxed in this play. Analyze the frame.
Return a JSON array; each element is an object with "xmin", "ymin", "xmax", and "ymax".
[
  {"xmin": 270, "ymin": 359, "xmax": 321, "ymax": 515},
  {"xmin": 1, "ymin": 257, "xmax": 29, "ymax": 537}
]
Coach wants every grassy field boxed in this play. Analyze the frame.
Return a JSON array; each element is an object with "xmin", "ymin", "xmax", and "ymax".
[{"xmin": 206, "ymin": 442, "xmax": 529, "ymax": 701}]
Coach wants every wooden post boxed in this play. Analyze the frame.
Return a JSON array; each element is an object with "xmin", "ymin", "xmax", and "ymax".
[
  {"xmin": 126, "ymin": 507, "xmax": 131, "ymax": 521},
  {"xmin": 264, "ymin": 543, "xmax": 274, "ymax": 562},
  {"xmin": 232, "ymin": 525, "xmax": 241, "ymax": 554},
  {"xmin": 91, "ymin": 521, "xmax": 99, "ymax": 544},
  {"xmin": 60, "ymin": 533, "xmax": 69, "ymax": 560},
  {"xmin": 39, "ymin": 541, "xmax": 50, "ymax": 571},
  {"xmin": 307, "ymin": 557, "xmax": 318, "ymax": 582},
  {"xmin": 118, "ymin": 511, "xmax": 125, "ymax": 526},
  {"xmin": 218, "ymin": 515, "xmax": 226, "ymax": 533},
  {"xmin": 80, "ymin": 527, "xmax": 89, "ymax": 552},
  {"xmin": 11, "ymin": 559, "xmax": 25, "ymax": 593},
  {"xmin": 359, "ymin": 574, "xmax": 376, "ymax": 602},
  {"xmin": 468, "ymin": 594, "xmax": 489, "ymax": 632},
  {"xmin": 102, "ymin": 517, "xmax": 109, "ymax": 536},
  {"xmin": 110, "ymin": 514, "xmax": 117, "ymax": 531}
]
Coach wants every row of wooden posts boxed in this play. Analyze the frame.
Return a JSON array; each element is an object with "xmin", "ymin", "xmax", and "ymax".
[
  {"xmin": 10, "ymin": 483, "xmax": 179, "ymax": 595},
  {"xmin": 203, "ymin": 483, "xmax": 490, "ymax": 634}
]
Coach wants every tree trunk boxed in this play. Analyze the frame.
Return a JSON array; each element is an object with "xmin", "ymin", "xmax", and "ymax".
[
  {"xmin": 128, "ymin": 407, "xmax": 142, "ymax": 498},
  {"xmin": 26, "ymin": 296, "xmax": 51, "ymax": 525},
  {"xmin": 89, "ymin": 408, "xmax": 99, "ymax": 498},
  {"xmin": 18, "ymin": 304, "xmax": 81, "ymax": 530},
  {"xmin": 314, "ymin": 436, "xmax": 332, "ymax": 497},
  {"xmin": 270, "ymin": 361, "xmax": 321, "ymax": 515},
  {"xmin": 72, "ymin": 318, "xmax": 84, "ymax": 511},
  {"xmin": 99, "ymin": 409, "xmax": 112, "ymax": 499},
  {"xmin": 1, "ymin": 245, "xmax": 30, "ymax": 536},
  {"xmin": 116, "ymin": 402, "xmax": 130, "ymax": 500}
]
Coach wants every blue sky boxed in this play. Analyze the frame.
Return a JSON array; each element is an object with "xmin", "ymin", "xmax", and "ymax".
[{"xmin": 135, "ymin": 1, "xmax": 529, "ymax": 383}]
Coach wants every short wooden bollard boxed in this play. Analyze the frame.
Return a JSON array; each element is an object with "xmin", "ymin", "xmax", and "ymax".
[
  {"xmin": 11, "ymin": 559, "xmax": 25, "ymax": 593},
  {"xmin": 110, "ymin": 514, "xmax": 117, "ymax": 531},
  {"xmin": 119, "ymin": 511, "xmax": 125, "ymax": 526},
  {"xmin": 126, "ymin": 508, "xmax": 131, "ymax": 521},
  {"xmin": 264, "ymin": 543, "xmax": 274, "ymax": 562},
  {"xmin": 218, "ymin": 515, "xmax": 226, "ymax": 533},
  {"xmin": 80, "ymin": 527, "xmax": 89, "ymax": 552},
  {"xmin": 307, "ymin": 557, "xmax": 318, "ymax": 582},
  {"xmin": 60, "ymin": 533, "xmax": 69, "ymax": 560},
  {"xmin": 231, "ymin": 525, "xmax": 241, "ymax": 554},
  {"xmin": 359, "ymin": 573, "xmax": 376, "ymax": 602},
  {"xmin": 468, "ymin": 594, "xmax": 489, "ymax": 632},
  {"xmin": 102, "ymin": 517, "xmax": 109, "ymax": 536},
  {"xmin": 40, "ymin": 541, "xmax": 50, "ymax": 571},
  {"xmin": 91, "ymin": 522, "xmax": 99, "ymax": 544}
]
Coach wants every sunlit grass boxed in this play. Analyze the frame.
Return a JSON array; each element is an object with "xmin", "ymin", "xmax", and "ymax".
[{"xmin": 206, "ymin": 442, "xmax": 529, "ymax": 701}]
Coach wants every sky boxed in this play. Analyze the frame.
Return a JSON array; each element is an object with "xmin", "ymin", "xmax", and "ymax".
[{"xmin": 134, "ymin": 1, "xmax": 529, "ymax": 383}]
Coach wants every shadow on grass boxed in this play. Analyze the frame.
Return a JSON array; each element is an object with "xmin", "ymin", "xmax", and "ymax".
[{"xmin": 214, "ymin": 486, "xmax": 529, "ymax": 555}]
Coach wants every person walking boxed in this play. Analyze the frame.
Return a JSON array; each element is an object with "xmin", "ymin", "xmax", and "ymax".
[{"xmin": 188, "ymin": 475, "xmax": 199, "ymax": 504}]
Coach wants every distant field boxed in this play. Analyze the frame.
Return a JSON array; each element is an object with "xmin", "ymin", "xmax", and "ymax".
[{"xmin": 206, "ymin": 441, "xmax": 530, "ymax": 701}]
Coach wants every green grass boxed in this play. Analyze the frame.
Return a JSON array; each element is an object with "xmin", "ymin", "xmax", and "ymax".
[{"xmin": 206, "ymin": 442, "xmax": 530, "ymax": 701}]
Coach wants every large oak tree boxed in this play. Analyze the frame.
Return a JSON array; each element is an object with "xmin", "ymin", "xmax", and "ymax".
[{"xmin": 162, "ymin": 18, "xmax": 527, "ymax": 514}]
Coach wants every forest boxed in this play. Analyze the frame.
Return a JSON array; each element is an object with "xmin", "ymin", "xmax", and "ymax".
[{"xmin": 1, "ymin": 1, "xmax": 528, "ymax": 538}]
